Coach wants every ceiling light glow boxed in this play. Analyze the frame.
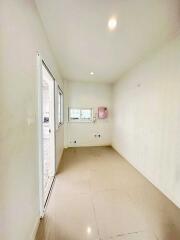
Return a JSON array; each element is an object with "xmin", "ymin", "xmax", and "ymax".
[
  {"xmin": 108, "ymin": 17, "xmax": 117, "ymax": 31},
  {"xmin": 90, "ymin": 72, "xmax": 94, "ymax": 75},
  {"xmin": 87, "ymin": 227, "xmax": 92, "ymax": 234}
]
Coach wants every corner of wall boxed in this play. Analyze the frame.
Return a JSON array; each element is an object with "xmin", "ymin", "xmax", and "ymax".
[{"xmin": 30, "ymin": 217, "xmax": 40, "ymax": 240}]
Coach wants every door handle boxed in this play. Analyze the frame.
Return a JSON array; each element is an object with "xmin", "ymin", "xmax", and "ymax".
[{"xmin": 49, "ymin": 129, "xmax": 51, "ymax": 133}]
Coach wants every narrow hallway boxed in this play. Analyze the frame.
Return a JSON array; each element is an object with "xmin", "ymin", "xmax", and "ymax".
[
  {"xmin": 36, "ymin": 147, "xmax": 180, "ymax": 240},
  {"xmin": 2, "ymin": 1, "xmax": 180, "ymax": 239}
]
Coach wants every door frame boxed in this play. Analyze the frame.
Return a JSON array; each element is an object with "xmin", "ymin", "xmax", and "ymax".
[{"xmin": 37, "ymin": 53, "xmax": 56, "ymax": 217}]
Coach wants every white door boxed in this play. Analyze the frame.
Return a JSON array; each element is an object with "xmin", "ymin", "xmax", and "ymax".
[
  {"xmin": 42, "ymin": 63, "xmax": 55, "ymax": 205},
  {"xmin": 38, "ymin": 56, "xmax": 56, "ymax": 216}
]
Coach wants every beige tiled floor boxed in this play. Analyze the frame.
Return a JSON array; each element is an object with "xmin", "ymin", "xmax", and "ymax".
[{"xmin": 36, "ymin": 147, "xmax": 180, "ymax": 240}]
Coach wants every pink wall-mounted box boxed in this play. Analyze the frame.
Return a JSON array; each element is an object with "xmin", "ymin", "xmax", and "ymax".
[{"xmin": 98, "ymin": 107, "xmax": 108, "ymax": 119}]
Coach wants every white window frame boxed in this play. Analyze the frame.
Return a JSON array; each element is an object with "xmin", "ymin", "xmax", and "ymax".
[
  {"xmin": 57, "ymin": 86, "xmax": 64, "ymax": 127},
  {"xmin": 37, "ymin": 53, "xmax": 56, "ymax": 218},
  {"xmin": 68, "ymin": 108, "xmax": 93, "ymax": 123}
]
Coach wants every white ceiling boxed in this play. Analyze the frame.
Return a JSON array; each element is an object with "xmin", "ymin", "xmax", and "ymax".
[{"xmin": 35, "ymin": 0, "xmax": 180, "ymax": 83}]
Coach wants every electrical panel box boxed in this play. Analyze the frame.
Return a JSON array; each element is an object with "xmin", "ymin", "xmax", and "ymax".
[{"xmin": 98, "ymin": 107, "xmax": 108, "ymax": 119}]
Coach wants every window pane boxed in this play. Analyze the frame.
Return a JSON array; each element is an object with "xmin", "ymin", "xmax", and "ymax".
[
  {"xmin": 70, "ymin": 109, "xmax": 81, "ymax": 120},
  {"xmin": 81, "ymin": 109, "xmax": 92, "ymax": 119},
  {"xmin": 60, "ymin": 93, "xmax": 63, "ymax": 123},
  {"xmin": 58, "ymin": 92, "xmax": 61, "ymax": 123},
  {"xmin": 57, "ymin": 88, "xmax": 63, "ymax": 126}
]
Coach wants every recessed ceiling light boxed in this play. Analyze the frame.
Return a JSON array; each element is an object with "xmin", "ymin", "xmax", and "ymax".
[
  {"xmin": 108, "ymin": 17, "xmax": 117, "ymax": 31},
  {"xmin": 90, "ymin": 72, "xmax": 94, "ymax": 75}
]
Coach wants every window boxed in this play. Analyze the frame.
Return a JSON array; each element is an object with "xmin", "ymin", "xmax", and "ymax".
[
  {"xmin": 69, "ymin": 108, "xmax": 93, "ymax": 122},
  {"xmin": 57, "ymin": 86, "xmax": 63, "ymax": 126}
]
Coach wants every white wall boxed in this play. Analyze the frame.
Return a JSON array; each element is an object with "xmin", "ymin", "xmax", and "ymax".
[
  {"xmin": 0, "ymin": 0, "xmax": 64, "ymax": 239},
  {"xmin": 112, "ymin": 35, "xmax": 180, "ymax": 207},
  {"xmin": 65, "ymin": 81, "xmax": 112, "ymax": 147}
]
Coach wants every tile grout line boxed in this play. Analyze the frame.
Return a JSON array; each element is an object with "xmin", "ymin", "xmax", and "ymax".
[
  {"xmin": 89, "ymin": 168, "xmax": 102, "ymax": 240},
  {"xmin": 91, "ymin": 197, "xmax": 101, "ymax": 240}
]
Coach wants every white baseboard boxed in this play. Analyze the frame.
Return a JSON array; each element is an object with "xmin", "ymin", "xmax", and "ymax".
[
  {"xmin": 30, "ymin": 217, "xmax": 40, "ymax": 240},
  {"xmin": 67, "ymin": 143, "xmax": 111, "ymax": 148}
]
